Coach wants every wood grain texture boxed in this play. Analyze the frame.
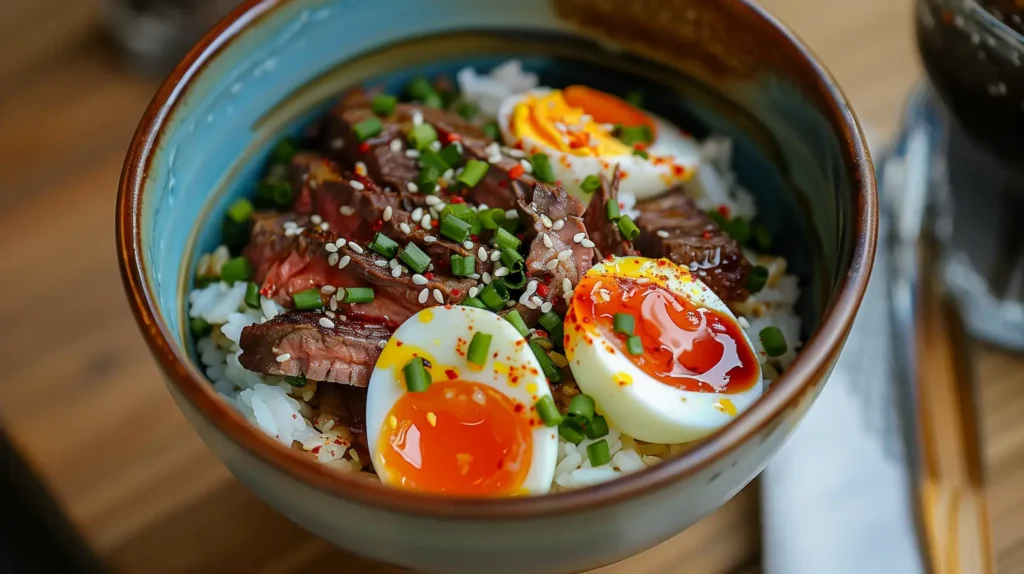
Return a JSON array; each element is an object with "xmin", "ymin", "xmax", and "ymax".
[{"xmin": 0, "ymin": 0, "xmax": 1021, "ymax": 572}]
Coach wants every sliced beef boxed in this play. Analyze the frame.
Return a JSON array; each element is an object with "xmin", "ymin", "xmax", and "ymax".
[
  {"xmin": 313, "ymin": 383, "xmax": 368, "ymax": 435},
  {"xmin": 582, "ymin": 170, "xmax": 637, "ymax": 259},
  {"xmin": 633, "ymin": 189, "xmax": 751, "ymax": 301},
  {"xmin": 238, "ymin": 311, "xmax": 391, "ymax": 386}
]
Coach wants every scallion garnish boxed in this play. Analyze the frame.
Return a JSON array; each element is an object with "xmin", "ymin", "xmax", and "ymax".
[
  {"xmin": 419, "ymin": 149, "xmax": 449, "ymax": 173},
  {"xmin": 461, "ymin": 297, "xmax": 486, "ymax": 309},
  {"xmin": 220, "ymin": 256, "xmax": 253, "ymax": 284},
  {"xmin": 343, "ymin": 287, "xmax": 375, "ymax": 304},
  {"xmin": 457, "ymin": 159, "xmax": 490, "ymax": 187},
  {"xmin": 499, "ymin": 270, "xmax": 528, "ymax": 290},
  {"xmin": 537, "ymin": 311, "xmax": 562, "ymax": 333},
  {"xmin": 353, "ymin": 117, "xmax": 383, "ymax": 142},
  {"xmin": 727, "ymin": 217, "xmax": 751, "ymax": 244},
  {"xmin": 398, "ymin": 242, "xmax": 430, "ymax": 274},
  {"xmin": 467, "ymin": 332, "xmax": 492, "ymax": 366},
  {"xmin": 244, "ymin": 282, "xmax": 261, "ymax": 309},
  {"xmin": 587, "ymin": 439, "xmax": 611, "ymax": 466},
  {"xmin": 457, "ymin": 101, "xmax": 478, "ymax": 120},
  {"xmin": 534, "ymin": 395, "xmax": 563, "ymax": 427},
  {"xmin": 625, "ymin": 91, "xmax": 644, "ymax": 108},
  {"xmin": 752, "ymin": 223, "xmax": 773, "ymax": 251},
  {"xmin": 500, "ymin": 247, "xmax": 524, "ymax": 268},
  {"xmin": 271, "ymin": 138, "xmax": 298, "ymax": 164},
  {"xmin": 626, "ymin": 335, "xmax": 643, "ymax": 355},
  {"xmin": 479, "ymin": 208, "xmax": 505, "ymax": 230},
  {"xmin": 530, "ymin": 341, "xmax": 562, "ymax": 383},
  {"xmin": 617, "ymin": 216, "xmax": 640, "ymax": 241},
  {"xmin": 504, "ymin": 309, "xmax": 530, "ymax": 337},
  {"xmin": 482, "ymin": 121, "xmax": 501, "ymax": 140},
  {"xmin": 369, "ymin": 232, "xmax": 399, "ymax": 258},
  {"xmin": 494, "ymin": 227, "xmax": 521, "ymax": 251},
  {"xmin": 421, "ymin": 91, "xmax": 443, "ymax": 109},
  {"xmin": 408, "ymin": 123, "xmax": 438, "ymax": 151},
  {"xmin": 632, "ymin": 149, "xmax": 649, "ymax": 159},
  {"xmin": 613, "ymin": 313, "xmax": 634, "ymax": 336},
  {"xmin": 584, "ymin": 414, "xmax": 609, "ymax": 439},
  {"xmin": 190, "ymin": 317, "xmax": 211, "ymax": 338},
  {"xmin": 760, "ymin": 326, "xmax": 788, "ymax": 357},
  {"xmin": 615, "ymin": 124, "xmax": 654, "ymax": 146},
  {"xmin": 605, "ymin": 198, "xmax": 621, "ymax": 221},
  {"xmin": 559, "ymin": 419, "xmax": 586, "ymax": 444},
  {"xmin": 478, "ymin": 283, "xmax": 509, "ymax": 311},
  {"xmin": 405, "ymin": 76, "xmax": 435, "ymax": 101},
  {"xmin": 530, "ymin": 153, "xmax": 556, "ymax": 183},
  {"xmin": 567, "ymin": 394, "xmax": 595, "ymax": 421},
  {"xmin": 440, "ymin": 214, "xmax": 472, "ymax": 243},
  {"xmin": 439, "ymin": 143, "xmax": 462, "ymax": 168},
  {"xmin": 745, "ymin": 265, "xmax": 769, "ymax": 294},
  {"xmin": 440, "ymin": 202, "xmax": 474, "ymax": 224},
  {"xmin": 371, "ymin": 94, "xmax": 397, "ymax": 116},
  {"xmin": 258, "ymin": 181, "xmax": 293, "ymax": 208},
  {"xmin": 284, "ymin": 374, "xmax": 307, "ymax": 388},
  {"xmin": 450, "ymin": 254, "xmax": 476, "ymax": 276},
  {"xmin": 227, "ymin": 198, "xmax": 254, "ymax": 224},
  {"xmin": 292, "ymin": 288, "xmax": 324, "ymax": 310},
  {"xmin": 580, "ymin": 175, "xmax": 601, "ymax": 194},
  {"xmin": 403, "ymin": 357, "xmax": 432, "ymax": 392}
]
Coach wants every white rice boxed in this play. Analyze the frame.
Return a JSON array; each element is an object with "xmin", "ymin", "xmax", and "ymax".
[{"xmin": 188, "ymin": 60, "xmax": 804, "ymax": 491}]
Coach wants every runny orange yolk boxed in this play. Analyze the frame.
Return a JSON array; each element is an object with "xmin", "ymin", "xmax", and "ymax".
[
  {"xmin": 378, "ymin": 380, "xmax": 533, "ymax": 496},
  {"xmin": 511, "ymin": 89, "xmax": 637, "ymax": 157}
]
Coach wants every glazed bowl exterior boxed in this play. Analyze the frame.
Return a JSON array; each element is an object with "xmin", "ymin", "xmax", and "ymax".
[{"xmin": 116, "ymin": 1, "xmax": 876, "ymax": 573}]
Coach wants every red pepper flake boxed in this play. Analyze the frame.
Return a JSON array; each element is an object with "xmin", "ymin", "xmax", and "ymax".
[
  {"xmin": 358, "ymin": 142, "xmax": 371, "ymax": 153},
  {"xmin": 311, "ymin": 446, "xmax": 322, "ymax": 455},
  {"xmin": 702, "ymin": 230, "xmax": 712, "ymax": 239},
  {"xmin": 555, "ymin": 180, "xmax": 562, "ymax": 187},
  {"xmin": 451, "ymin": 288, "xmax": 462, "ymax": 297},
  {"xmin": 717, "ymin": 204, "xmax": 730, "ymax": 218},
  {"xmin": 514, "ymin": 403, "xmax": 525, "ymax": 413},
  {"xmin": 497, "ymin": 459, "xmax": 504, "ymax": 470},
  {"xmin": 424, "ymin": 272, "xmax": 435, "ymax": 280},
  {"xmin": 536, "ymin": 283, "xmax": 549, "ymax": 298},
  {"xmin": 446, "ymin": 132, "xmax": 461, "ymax": 143},
  {"xmin": 371, "ymin": 220, "xmax": 384, "ymax": 231},
  {"xmin": 469, "ymin": 234, "xmax": 478, "ymax": 242},
  {"xmin": 671, "ymin": 164, "xmax": 687, "ymax": 177},
  {"xmin": 604, "ymin": 254, "xmax": 614, "ymax": 262},
  {"xmin": 498, "ymin": 179, "xmax": 508, "ymax": 188},
  {"xmin": 396, "ymin": 340, "xmax": 404, "ymax": 347},
  {"xmin": 445, "ymin": 369, "xmax": 458, "ymax": 380},
  {"xmin": 292, "ymin": 413, "xmax": 298, "ymax": 419},
  {"xmin": 259, "ymin": 285, "xmax": 272, "ymax": 297},
  {"xmin": 508, "ymin": 164, "xmax": 525, "ymax": 179},
  {"xmin": 450, "ymin": 196, "xmax": 465, "ymax": 204},
  {"xmin": 633, "ymin": 142, "xmax": 648, "ymax": 151},
  {"xmin": 432, "ymin": 219, "xmax": 439, "ymax": 228},
  {"xmin": 534, "ymin": 329, "xmax": 548, "ymax": 339}
]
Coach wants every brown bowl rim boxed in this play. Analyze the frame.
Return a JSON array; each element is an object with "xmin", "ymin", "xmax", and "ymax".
[{"xmin": 116, "ymin": 0, "xmax": 877, "ymax": 520}]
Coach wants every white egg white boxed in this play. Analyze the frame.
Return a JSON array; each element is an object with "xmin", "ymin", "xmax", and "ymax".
[
  {"xmin": 496, "ymin": 89, "xmax": 701, "ymax": 201},
  {"xmin": 564, "ymin": 257, "xmax": 763, "ymax": 444},
  {"xmin": 365, "ymin": 305, "xmax": 558, "ymax": 495}
]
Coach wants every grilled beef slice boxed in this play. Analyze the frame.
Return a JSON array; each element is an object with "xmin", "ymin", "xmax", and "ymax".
[
  {"xmin": 581, "ymin": 170, "xmax": 637, "ymax": 259},
  {"xmin": 238, "ymin": 311, "xmax": 391, "ymax": 385},
  {"xmin": 633, "ymin": 189, "xmax": 751, "ymax": 301}
]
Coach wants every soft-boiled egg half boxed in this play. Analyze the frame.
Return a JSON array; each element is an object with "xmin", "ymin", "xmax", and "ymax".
[
  {"xmin": 366, "ymin": 306, "xmax": 558, "ymax": 496},
  {"xmin": 497, "ymin": 86, "xmax": 700, "ymax": 200},
  {"xmin": 564, "ymin": 257, "xmax": 763, "ymax": 444}
]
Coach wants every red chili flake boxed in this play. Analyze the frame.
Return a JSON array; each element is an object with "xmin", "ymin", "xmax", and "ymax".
[
  {"xmin": 358, "ymin": 142, "xmax": 371, "ymax": 153},
  {"xmin": 516, "ymin": 233, "xmax": 524, "ymax": 241},
  {"xmin": 371, "ymin": 220, "xmax": 384, "ymax": 231},
  {"xmin": 671, "ymin": 164, "xmax": 687, "ymax": 177},
  {"xmin": 564, "ymin": 334, "xmax": 571, "ymax": 346},
  {"xmin": 311, "ymin": 446, "xmax": 322, "ymax": 455},
  {"xmin": 534, "ymin": 329, "xmax": 548, "ymax": 339},
  {"xmin": 446, "ymin": 132, "xmax": 461, "ymax": 143},
  {"xmin": 292, "ymin": 413, "xmax": 298, "ymax": 419},
  {"xmin": 498, "ymin": 179, "xmax": 508, "ymax": 188},
  {"xmin": 555, "ymin": 180, "xmax": 563, "ymax": 187},
  {"xmin": 508, "ymin": 164, "xmax": 525, "ymax": 179},
  {"xmin": 396, "ymin": 340, "xmax": 404, "ymax": 347},
  {"xmin": 259, "ymin": 285, "xmax": 272, "ymax": 297},
  {"xmin": 633, "ymin": 142, "xmax": 647, "ymax": 151},
  {"xmin": 717, "ymin": 204, "xmax": 731, "ymax": 218},
  {"xmin": 432, "ymin": 219, "xmax": 439, "ymax": 228},
  {"xmin": 424, "ymin": 272, "xmax": 435, "ymax": 279},
  {"xmin": 469, "ymin": 234, "xmax": 478, "ymax": 242},
  {"xmin": 702, "ymin": 230, "xmax": 712, "ymax": 239},
  {"xmin": 451, "ymin": 288, "xmax": 462, "ymax": 297},
  {"xmin": 604, "ymin": 254, "xmax": 614, "ymax": 262},
  {"xmin": 497, "ymin": 459, "xmax": 504, "ymax": 470},
  {"xmin": 569, "ymin": 140, "xmax": 585, "ymax": 149},
  {"xmin": 528, "ymin": 419, "xmax": 536, "ymax": 427},
  {"xmin": 445, "ymin": 369, "xmax": 458, "ymax": 380},
  {"xmin": 451, "ymin": 196, "xmax": 465, "ymax": 203},
  {"xmin": 536, "ymin": 283, "xmax": 549, "ymax": 298}
]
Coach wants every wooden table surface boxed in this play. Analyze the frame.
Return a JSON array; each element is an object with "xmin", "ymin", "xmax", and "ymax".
[{"xmin": 2, "ymin": 0, "xmax": 1023, "ymax": 572}]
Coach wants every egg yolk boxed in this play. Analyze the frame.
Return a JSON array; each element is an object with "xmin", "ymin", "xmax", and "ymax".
[
  {"xmin": 377, "ymin": 380, "xmax": 533, "ymax": 496},
  {"xmin": 511, "ymin": 89, "xmax": 635, "ymax": 157},
  {"xmin": 572, "ymin": 274, "xmax": 759, "ymax": 393}
]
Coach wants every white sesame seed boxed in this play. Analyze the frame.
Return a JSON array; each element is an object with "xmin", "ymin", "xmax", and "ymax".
[
  {"xmin": 283, "ymin": 221, "xmax": 298, "ymax": 229},
  {"xmin": 324, "ymin": 310, "xmax": 336, "ymax": 319},
  {"xmin": 525, "ymin": 281, "xmax": 538, "ymax": 296},
  {"xmin": 412, "ymin": 111, "xmax": 424, "ymax": 126},
  {"xmin": 482, "ymin": 272, "xmax": 492, "ymax": 284},
  {"xmin": 573, "ymin": 232, "xmax": 586, "ymax": 243},
  {"xmin": 429, "ymin": 140, "xmax": 442, "ymax": 152},
  {"xmin": 522, "ymin": 299, "xmax": 538, "ymax": 310},
  {"xmin": 311, "ymin": 214, "xmax": 323, "ymax": 224},
  {"xmin": 520, "ymin": 158, "xmax": 533, "ymax": 173},
  {"xmin": 563, "ymin": 289, "xmax": 574, "ymax": 301},
  {"xmin": 335, "ymin": 238, "xmax": 347, "ymax": 248},
  {"xmin": 432, "ymin": 289, "xmax": 444, "ymax": 304},
  {"xmin": 478, "ymin": 246, "xmax": 488, "ymax": 260},
  {"xmin": 399, "ymin": 222, "xmax": 412, "ymax": 234},
  {"xmin": 405, "ymin": 149, "xmax": 420, "ymax": 158},
  {"xmin": 463, "ymin": 240, "xmax": 474, "ymax": 250},
  {"xmin": 325, "ymin": 243, "xmax": 338, "ymax": 253},
  {"xmin": 558, "ymin": 249, "xmax": 573, "ymax": 261},
  {"xmin": 338, "ymin": 255, "xmax": 351, "ymax": 269},
  {"xmin": 505, "ymin": 209, "xmax": 519, "ymax": 220},
  {"xmin": 329, "ymin": 295, "xmax": 338, "ymax": 311},
  {"xmin": 563, "ymin": 278, "xmax": 572, "ymax": 292},
  {"xmin": 418, "ymin": 288, "xmax": 429, "ymax": 304},
  {"xmin": 411, "ymin": 207, "xmax": 424, "ymax": 221},
  {"xmin": 442, "ymin": 168, "xmax": 454, "ymax": 181},
  {"xmin": 581, "ymin": 239, "xmax": 596, "ymax": 249},
  {"xmin": 484, "ymin": 142, "xmax": 501, "ymax": 156},
  {"xmin": 541, "ymin": 302, "xmax": 553, "ymax": 313},
  {"xmin": 494, "ymin": 267, "xmax": 509, "ymax": 277},
  {"xmin": 382, "ymin": 206, "xmax": 393, "ymax": 222},
  {"xmin": 276, "ymin": 353, "xmax": 291, "ymax": 362},
  {"xmin": 319, "ymin": 222, "xmax": 329, "ymax": 231},
  {"xmin": 531, "ymin": 295, "xmax": 544, "ymax": 307},
  {"xmin": 389, "ymin": 139, "xmax": 402, "ymax": 152},
  {"xmin": 329, "ymin": 138, "xmax": 344, "ymax": 150},
  {"xmin": 689, "ymin": 262, "xmax": 699, "ymax": 271},
  {"xmin": 319, "ymin": 317, "xmax": 335, "ymax": 329},
  {"xmin": 320, "ymin": 285, "xmax": 337, "ymax": 295},
  {"xmin": 424, "ymin": 235, "xmax": 437, "ymax": 243},
  {"xmin": 545, "ymin": 259, "xmax": 559, "ymax": 271},
  {"xmin": 350, "ymin": 180, "xmax": 365, "ymax": 190},
  {"xmin": 378, "ymin": 339, "xmax": 387, "ymax": 349},
  {"xmin": 424, "ymin": 195, "xmax": 441, "ymax": 206},
  {"xmin": 374, "ymin": 259, "xmax": 388, "ymax": 267},
  {"xmin": 487, "ymin": 154, "xmax": 502, "ymax": 164},
  {"xmin": 340, "ymin": 206, "xmax": 355, "ymax": 216},
  {"xmin": 656, "ymin": 230, "xmax": 670, "ymax": 238},
  {"xmin": 505, "ymin": 147, "xmax": 526, "ymax": 158},
  {"xmin": 469, "ymin": 273, "xmax": 480, "ymax": 280},
  {"xmin": 469, "ymin": 286, "xmax": 479, "ymax": 298},
  {"xmin": 406, "ymin": 181, "xmax": 419, "ymax": 193},
  {"xmin": 541, "ymin": 215, "xmax": 553, "ymax": 228},
  {"xmin": 349, "ymin": 243, "xmax": 364, "ymax": 254},
  {"xmin": 412, "ymin": 274, "xmax": 428, "ymax": 285},
  {"xmin": 490, "ymin": 250, "xmax": 501, "ymax": 262},
  {"xmin": 388, "ymin": 258, "xmax": 400, "ymax": 269},
  {"xmin": 391, "ymin": 266, "xmax": 402, "ymax": 278},
  {"xmin": 552, "ymin": 219, "xmax": 565, "ymax": 230},
  {"xmin": 541, "ymin": 233, "xmax": 553, "ymax": 249},
  {"xmin": 328, "ymin": 253, "xmax": 340, "ymax": 266},
  {"xmin": 477, "ymin": 203, "xmax": 489, "ymax": 211}
]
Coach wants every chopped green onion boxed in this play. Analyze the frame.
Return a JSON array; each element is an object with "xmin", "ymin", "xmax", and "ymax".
[
  {"xmin": 440, "ymin": 202, "xmax": 474, "ymax": 224},
  {"xmin": 221, "ymin": 218, "xmax": 252, "ymax": 254},
  {"xmin": 343, "ymin": 287, "xmax": 375, "ymax": 304},
  {"xmin": 467, "ymin": 332, "xmax": 492, "ymax": 366},
  {"xmin": 613, "ymin": 313, "xmax": 635, "ymax": 336},
  {"xmin": 369, "ymin": 232, "xmax": 399, "ymax": 258},
  {"xmin": 418, "ymin": 149, "xmax": 449, "ymax": 172},
  {"xmin": 244, "ymin": 282, "xmax": 261, "ymax": 309},
  {"xmin": 457, "ymin": 101, "xmax": 478, "ymax": 120},
  {"xmin": 504, "ymin": 309, "xmax": 530, "ymax": 337},
  {"xmin": 605, "ymin": 198, "xmax": 621, "ymax": 221},
  {"xmin": 615, "ymin": 124, "xmax": 654, "ymax": 146},
  {"xmin": 752, "ymin": 224, "xmax": 773, "ymax": 251},
  {"xmin": 530, "ymin": 153, "xmax": 556, "ymax": 183},
  {"xmin": 461, "ymin": 297, "xmax": 486, "ymax": 309},
  {"xmin": 403, "ymin": 357, "xmax": 432, "ymax": 392},
  {"xmin": 284, "ymin": 374, "xmax": 307, "ymax": 388},
  {"xmin": 482, "ymin": 121, "xmax": 501, "ymax": 140},
  {"xmin": 760, "ymin": 326, "xmax": 788, "ymax": 357},
  {"xmin": 624, "ymin": 91, "xmax": 645, "ymax": 108},
  {"xmin": 417, "ymin": 166, "xmax": 440, "ymax": 191},
  {"xmin": 727, "ymin": 217, "xmax": 751, "ymax": 244},
  {"xmin": 450, "ymin": 254, "xmax": 476, "ymax": 276},
  {"xmin": 479, "ymin": 208, "xmax": 506, "ymax": 230},
  {"xmin": 530, "ymin": 341, "xmax": 562, "ymax": 383},
  {"xmin": 258, "ymin": 181, "xmax": 293, "ymax": 208},
  {"xmin": 494, "ymin": 227, "xmax": 521, "ymax": 251},
  {"xmin": 440, "ymin": 214, "xmax": 472, "ymax": 242},
  {"xmin": 534, "ymin": 395, "xmax": 562, "ymax": 427},
  {"xmin": 549, "ymin": 323, "xmax": 564, "ymax": 347},
  {"xmin": 421, "ymin": 91, "xmax": 443, "ymax": 108},
  {"xmin": 353, "ymin": 117, "xmax": 383, "ymax": 142},
  {"xmin": 538, "ymin": 311, "xmax": 562, "ymax": 333},
  {"xmin": 405, "ymin": 76, "xmax": 435, "ymax": 101},
  {"xmin": 439, "ymin": 143, "xmax": 462, "ymax": 168},
  {"xmin": 708, "ymin": 209, "xmax": 727, "ymax": 227},
  {"xmin": 408, "ymin": 123, "xmax": 438, "ymax": 150},
  {"xmin": 587, "ymin": 439, "xmax": 611, "ymax": 466},
  {"xmin": 632, "ymin": 149, "xmax": 649, "ymax": 159},
  {"xmin": 227, "ymin": 198, "xmax": 254, "ymax": 224},
  {"xmin": 456, "ymin": 159, "xmax": 490, "ymax": 187},
  {"xmin": 585, "ymin": 414, "xmax": 610, "ymax": 439},
  {"xmin": 567, "ymin": 394, "xmax": 595, "ymax": 421},
  {"xmin": 559, "ymin": 419, "xmax": 586, "ymax": 444},
  {"xmin": 292, "ymin": 287, "xmax": 324, "ymax": 310},
  {"xmin": 580, "ymin": 175, "xmax": 601, "ymax": 194},
  {"xmin": 617, "ymin": 216, "xmax": 640, "ymax": 241},
  {"xmin": 371, "ymin": 94, "xmax": 397, "ymax": 116},
  {"xmin": 220, "ymin": 256, "xmax": 252, "ymax": 284},
  {"xmin": 746, "ymin": 265, "xmax": 769, "ymax": 294},
  {"xmin": 500, "ymin": 247, "xmax": 523, "ymax": 268},
  {"xmin": 398, "ymin": 243, "xmax": 430, "ymax": 274},
  {"xmin": 478, "ymin": 283, "xmax": 509, "ymax": 311},
  {"xmin": 498, "ymin": 271, "xmax": 528, "ymax": 290},
  {"xmin": 271, "ymin": 138, "xmax": 298, "ymax": 164},
  {"xmin": 190, "ymin": 317, "xmax": 211, "ymax": 338},
  {"xmin": 626, "ymin": 335, "xmax": 644, "ymax": 355}
]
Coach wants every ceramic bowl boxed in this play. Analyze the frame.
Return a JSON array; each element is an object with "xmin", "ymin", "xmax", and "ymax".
[{"xmin": 117, "ymin": 1, "xmax": 876, "ymax": 572}]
